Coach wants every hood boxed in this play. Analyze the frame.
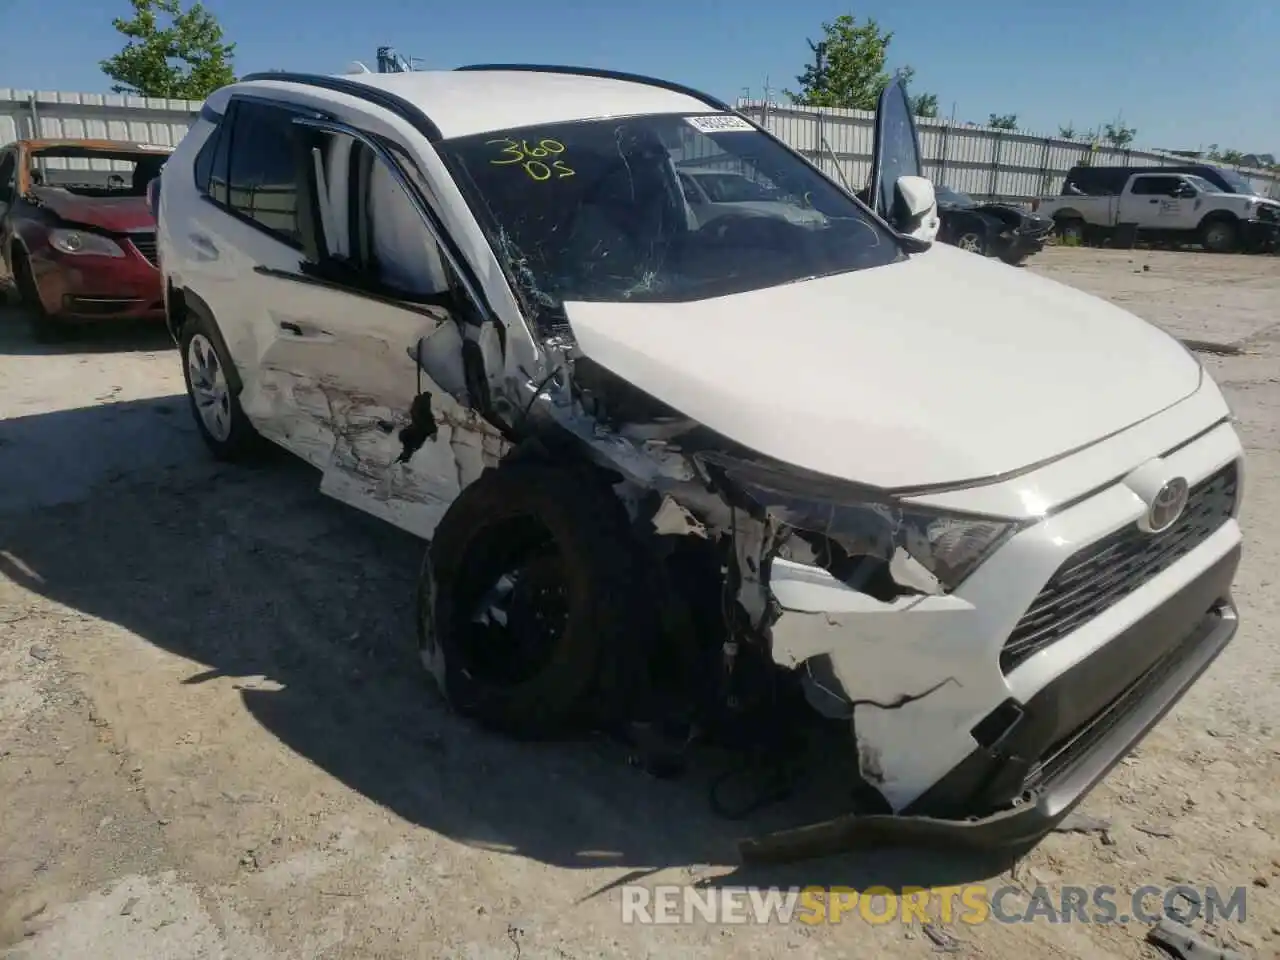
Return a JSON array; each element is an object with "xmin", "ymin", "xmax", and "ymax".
[
  {"xmin": 28, "ymin": 188, "xmax": 155, "ymax": 233},
  {"xmin": 563, "ymin": 243, "xmax": 1202, "ymax": 491}
]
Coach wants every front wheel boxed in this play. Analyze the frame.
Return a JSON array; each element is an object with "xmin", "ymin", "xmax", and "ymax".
[
  {"xmin": 179, "ymin": 313, "xmax": 262, "ymax": 461},
  {"xmin": 1055, "ymin": 218, "xmax": 1086, "ymax": 246},
  {"xmin": 1201, "ymin": 219, "xmax": 1238, "ymax": 254},
  {"xmin": 420, "ymin": 461, "xmax": 662, "ymax": 739},
  {"xmin": 13, "ymin": 251, "xmax": 67, "ymax": 343}
]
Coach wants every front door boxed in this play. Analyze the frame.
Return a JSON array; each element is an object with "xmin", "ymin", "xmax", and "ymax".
[{"xmin": 282, "ymin": 127, "xmax": 502, "ymax": 538}]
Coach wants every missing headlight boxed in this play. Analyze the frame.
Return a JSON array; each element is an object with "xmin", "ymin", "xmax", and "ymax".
[{"xmin": 698, "ymin": 451, "xmax": 1020, "ymax": 596}]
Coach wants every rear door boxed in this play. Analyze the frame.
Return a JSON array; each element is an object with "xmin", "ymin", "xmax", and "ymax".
[
  {"xmin": 866, "ymin": 75, "xmax": 925, "ymax": 230},
  {"xmin": 173, "ymin": 95, "xmax": 341, "ymax": 466}
]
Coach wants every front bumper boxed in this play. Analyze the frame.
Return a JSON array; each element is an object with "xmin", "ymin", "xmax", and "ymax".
[
  {"xmin": 28, "ymin": 234, "xmax": 163, "ymax": 321},
  {"xmin": 755, "ymin": 400, "xmax": 1244, "ymax": 858},
  {"xmin": 743, "ymin": 588, "xmax": 1237, "ymax": 863},
  {"xmin": 1241, "ymin": 218, "xmax": 1279, "ymax": 252}
]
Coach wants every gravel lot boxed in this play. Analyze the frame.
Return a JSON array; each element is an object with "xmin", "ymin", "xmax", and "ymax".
[{"xmin": 1, "ymin": 247, "xmax": 1278, "ymax": 959}]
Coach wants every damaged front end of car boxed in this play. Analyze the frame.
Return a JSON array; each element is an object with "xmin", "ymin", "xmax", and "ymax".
[{"xmin": 405, "ymin": 297, "xmax": 1057, "ymax": 859}]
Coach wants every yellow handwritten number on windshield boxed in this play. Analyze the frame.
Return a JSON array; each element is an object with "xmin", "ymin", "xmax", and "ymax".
[{"xmin": 487, "ymin": 138, "xmax": 574, "ymax": 181}]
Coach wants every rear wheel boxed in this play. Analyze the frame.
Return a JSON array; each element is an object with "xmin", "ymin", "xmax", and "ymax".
[
  {"xmin": 1201, "ymin": 218, "xmax": 1238, "ymax": 254},
  {"xmin": 179, "ymin": 312, "xmax": 262, "ymax": 461},
  {"xmin": 420, "ymin": 461, "xmax": 661, "ymax": 739},
  {"xmin": 13, "ymin": 250, "xmax": 66, "ymax": 343}
]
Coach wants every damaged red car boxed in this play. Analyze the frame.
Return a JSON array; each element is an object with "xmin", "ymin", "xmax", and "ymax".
[{"xmin": 0, "ymin": 138, "xmax": 171, "ymax": 340}]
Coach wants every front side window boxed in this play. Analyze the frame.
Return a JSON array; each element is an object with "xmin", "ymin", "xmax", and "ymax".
[
  {"xmin": 438, "ymin": 114, "xmax": 900, "ymax": 314},
  {"xmin": 223, "ymin": 100, "xmax": 302, "ymax": 246}
]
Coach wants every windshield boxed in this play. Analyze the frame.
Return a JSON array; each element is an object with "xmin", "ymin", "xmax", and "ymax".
[
  {"xmin": 1214, "ymin": 168, "xmax": 1256, "ymax": 196},
  {"xmin": 438, "ymin": 114, "xmax": 899, "ymax": 315},
  {"xmin": 27, "ymin": 146, "xmax": 170, "ymax": 197}
]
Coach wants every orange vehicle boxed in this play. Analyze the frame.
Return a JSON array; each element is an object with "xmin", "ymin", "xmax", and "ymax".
[{"xmin": 0, "ymin": 138, "xmax": 171, "ymax": 339}]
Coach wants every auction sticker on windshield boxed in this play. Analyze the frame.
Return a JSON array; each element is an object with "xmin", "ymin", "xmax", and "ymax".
[{"xmin": 684, "ymin": 115, "xmax": 755, "ymax": 134}]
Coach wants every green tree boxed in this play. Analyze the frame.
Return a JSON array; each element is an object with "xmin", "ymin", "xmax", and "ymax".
[
  {"xmin": 786, "ymin": 14, "xmax": 938, "ymax": 116},
  {"xmin": 988, "ymin": 113, "xmax": 1018, "ymax": 130},
  {"xmin": 1103, "ymin": 121, "xmax": 1137, "ymax": 149},
  {"xmin": 100, "ymin": 0, "xmax": 235, "ymax": 99},
  {"xmin": 1057, "ymin": 123, "xmax": 1078, "ymax": 139},
  {"xmin": 1217, "ymin": 149, "xmax": 1246, "ymax": 165}
]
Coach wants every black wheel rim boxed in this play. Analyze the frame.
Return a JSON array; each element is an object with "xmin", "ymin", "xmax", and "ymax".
[{"xmin": 451, "ymin": 516, "xmax": 570, "ymax": 688}]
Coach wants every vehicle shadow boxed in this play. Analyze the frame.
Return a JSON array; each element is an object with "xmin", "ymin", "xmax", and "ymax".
[
  {"xmin": 0, "ymin": 300, "xmax": 174, "ymax": 357},
  {"xmin": 0, "ymin": 396, "xmax": 1019, "ymax": 894}
]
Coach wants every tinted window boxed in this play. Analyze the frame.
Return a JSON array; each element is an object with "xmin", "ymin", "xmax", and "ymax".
[
  {"xmin": 439, "ymin": 115, "xmax": 899, "ymax": 313},
  {"xmin": 193, "ymin": 119, "xmax": 222, "ymax": 195},
  {"xmin": 0, "ymin": 152, "xmax": 15, "ymax": 201},
  {"xmin": 224, "ymin": 100, "xmax": 301, "ymax": 245},
  {"xmin": 1131, "ymin": 176, "xmax": 1178, "ymax": 196}
]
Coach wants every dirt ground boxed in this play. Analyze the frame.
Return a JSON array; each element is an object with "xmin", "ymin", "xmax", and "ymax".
[{"xmin": 1, "ymin": 247, "xmax": 1278, "ymax": 959}]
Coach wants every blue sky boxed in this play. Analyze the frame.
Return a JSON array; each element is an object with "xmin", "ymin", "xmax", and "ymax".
[{"xmin": 3, "ymin": 0, "xmax": 1276, "ymax": 155}]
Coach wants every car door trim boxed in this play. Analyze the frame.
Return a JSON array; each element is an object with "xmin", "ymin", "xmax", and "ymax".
[{"xmin": 253, "ymin": 265, "xmax": 453, "ymax": 321}]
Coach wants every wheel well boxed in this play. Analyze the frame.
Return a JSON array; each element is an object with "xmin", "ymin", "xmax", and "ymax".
[
  {"xmin": 1199, "ymin": 210, "xmax": 1239, "ymax": 229},
  {"xmin": 171, "ymin": 287, "xmax": 245, "ymax": 395},
  {"xmin": 1052, "ymin": 209, "xmax": 1084, "ymax": 222}
]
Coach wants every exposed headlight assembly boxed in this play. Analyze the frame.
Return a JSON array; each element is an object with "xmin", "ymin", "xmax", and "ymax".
[
  {"xmin": 696, "ymin": 452, "xmax": 1021, "ymax": 596},
  {"xmin": 48, "ymin": 228, "xmax": 125, "ymax": 258}
]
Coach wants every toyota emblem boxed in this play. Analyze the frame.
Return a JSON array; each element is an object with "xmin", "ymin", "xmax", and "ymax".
[{"xmin": 1146, "ymin": 477, "xmax": 1189, "ymax": 533}]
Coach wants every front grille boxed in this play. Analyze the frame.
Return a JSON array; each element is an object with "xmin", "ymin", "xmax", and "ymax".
[
  {"xmin": 1000, "ymin": 461, "xmax": 1238, "ymax": 673},
  {"xmin": 131, "ymin": 232, "xmax": 159, "ymax": 267}
]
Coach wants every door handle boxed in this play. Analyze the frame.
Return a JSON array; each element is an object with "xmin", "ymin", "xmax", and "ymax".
[{"xmin": 1149, "ymin": 198, "xmax": 1159, "ymax": 204}]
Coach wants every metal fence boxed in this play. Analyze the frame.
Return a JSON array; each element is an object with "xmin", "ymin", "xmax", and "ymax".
[
  {"xmin": 4, "ymin": 87, "xmax": 1276, "ymax": 205},
  {"xmin": 0, "ymin": 88, "xmax": 199, "ymax": 174},
  {"xmin": 737, "ymin": 100, "xmax": 1280, "ymax": 205}
]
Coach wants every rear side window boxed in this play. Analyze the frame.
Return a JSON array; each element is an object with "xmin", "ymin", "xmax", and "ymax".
[
  {"xmin": 194, "ymin": 99, "xmax": 303, "ymax": 248},
  {"xmin": 225, "ymin": 100, "xmax": 302, "ymax": 246},
  {"xmin": 193, "ymin": 118, "xmax": 224, "ymax": 199}
]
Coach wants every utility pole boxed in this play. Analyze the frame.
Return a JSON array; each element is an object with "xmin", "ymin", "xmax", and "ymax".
[{"xmin": 811, "ymin": 40, "xmax": 827, "ymax": 174}]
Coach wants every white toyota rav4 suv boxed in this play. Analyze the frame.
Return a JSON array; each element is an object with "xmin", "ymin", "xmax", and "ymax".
[{"xmin": 154, "ymin": 64, "xmax": 1244, "ymax": 856}]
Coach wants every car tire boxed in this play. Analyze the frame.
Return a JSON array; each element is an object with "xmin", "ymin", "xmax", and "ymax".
[
  {"xmin": 420, "ymin": 460, "xmax": 661, "ymax": 739},
  {"xmin": 12, "ymin": 249, "xmax": 67, "ymax": 343},
  {"xmin": 1201, "ymin": 218, "xmax": 1238, "ymax": 254},
  {"xmin": 179, "ymin": 312, "xmax": 262, "ymax": 461},
  {"xmin": 955, "ymin": 231, "xmax": 987, "ymax": 255},
  {"xmin": 1055, "ymin": 218, "xmax": 1086, "ymax": 246}
]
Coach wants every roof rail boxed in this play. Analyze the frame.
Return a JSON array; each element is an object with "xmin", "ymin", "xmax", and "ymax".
[
  {"xmin": 453, "ymin": 63, "xmax": 732, "ymax": 112},
  {"xmin": 238, "ymin": 71, "xmax": 443, "ymax": 141}
]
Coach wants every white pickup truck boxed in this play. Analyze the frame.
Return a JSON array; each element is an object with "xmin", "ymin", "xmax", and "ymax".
[{"xmin": 1037, "ymin": 170, "xmax": 1280, "ymax": 253}]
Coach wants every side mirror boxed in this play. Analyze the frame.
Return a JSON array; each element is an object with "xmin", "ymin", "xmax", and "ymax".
[
  {"xmin": 895, "ymin": 175, "xmax": 940, "ymax": 243},
  {"xmin": 146, "ymin": 176, "xmax": 162, "ymax": 216},
  {"xmin": 1174, "ymin": 185, "xmax": 1197, "ymax": 199}
]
